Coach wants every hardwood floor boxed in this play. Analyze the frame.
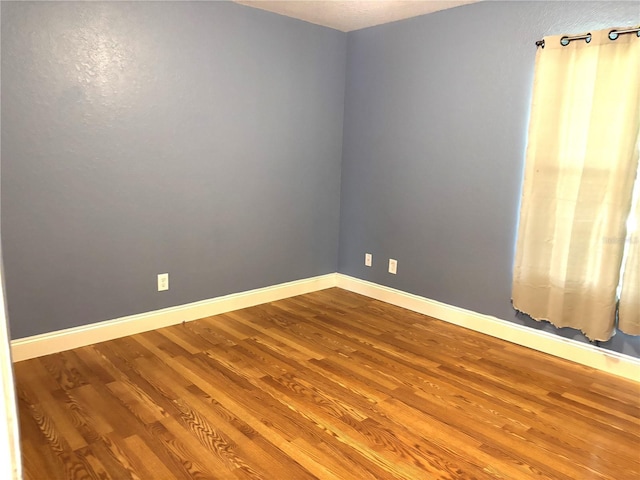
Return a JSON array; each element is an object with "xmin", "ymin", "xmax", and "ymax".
[{"xmin": 14, "ymin": 288, "xmax": 640, "ymax": 479}]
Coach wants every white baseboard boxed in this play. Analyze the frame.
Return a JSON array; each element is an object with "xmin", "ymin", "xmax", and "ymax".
[
  {"xmin": 336, "ymin": 274, "xmax": 640, "ymax": 383},
  {"xmin": 10, "ymin": 273, "xmax": 337, "ymax": 362},
  {"xmin": 11, "ymin": 272, "xmax": 640, "ymax": 382}
]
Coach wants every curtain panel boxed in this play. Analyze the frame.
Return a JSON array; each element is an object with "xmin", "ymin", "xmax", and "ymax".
[
  {"xmin": 512, "ymin": 28, "xmax": 640, "ymax": 341},
  {"xmin": 619, "ymin": 182, "xmax": 640, "ymax": 335}
]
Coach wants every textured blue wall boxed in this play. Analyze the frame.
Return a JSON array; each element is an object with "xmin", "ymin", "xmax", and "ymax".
[
  {"xmin": 338, "ymin": 1, "xmax": 640, "ymax": 356},
  {"xmin": 1, "ymin": 2, "xmax": 346, "ymax": 338},
  {"xmin": 3, "ymin": 0, "xmax": 639, "ymax": 357}
]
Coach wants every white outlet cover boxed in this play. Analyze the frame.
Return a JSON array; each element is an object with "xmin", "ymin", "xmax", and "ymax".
[
  {"xmin": 365, "ymin": 253, "xmax": 372, "ymax": 267},
  {"xmin": 157, "ymin": 273, "xmax": 169, "ymax": 291},
  {"xmin": 388, "ymin": 259, "xmax": 397, "ymax": 274}
]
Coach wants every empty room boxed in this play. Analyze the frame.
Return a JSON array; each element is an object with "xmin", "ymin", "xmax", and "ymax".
[{"xmin": 1, "ymin": 0, "xmax": 639, "ymax": 478}]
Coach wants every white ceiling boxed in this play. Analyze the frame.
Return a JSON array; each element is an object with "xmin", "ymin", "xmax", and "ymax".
[{"xmin": 234, "ymin": 0, "xmax": 479, "ymax": 32}]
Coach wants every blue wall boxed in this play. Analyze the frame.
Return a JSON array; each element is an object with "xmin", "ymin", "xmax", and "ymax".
[
  {"xmin": 338, "ymin": 1, "xmax": 640, "ymax": 356},
  {"xmin": 3, "ymin": 1, "xmax": 639, "ymax": 357},
  {"xmin": 1, "ymin": 2, "xmax": 346, "ymax": 338}
]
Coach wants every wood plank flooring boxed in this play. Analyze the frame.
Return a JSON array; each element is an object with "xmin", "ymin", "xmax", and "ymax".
[{"xmin": 14, "ymin": 288, "xmax": 640, "ymax": 479}]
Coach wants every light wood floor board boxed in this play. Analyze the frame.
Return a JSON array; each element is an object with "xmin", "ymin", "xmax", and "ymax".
[{"xmin": 14, "ymin": 288, "xmax": 640, "ymax": 479}]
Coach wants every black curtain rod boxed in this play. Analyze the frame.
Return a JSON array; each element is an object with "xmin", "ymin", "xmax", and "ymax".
[{"xmin": 535, "ymin": 26, "xmax": 640, "ymax": 48}]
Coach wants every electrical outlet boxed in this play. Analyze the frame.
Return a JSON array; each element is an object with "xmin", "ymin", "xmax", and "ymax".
[
  {"xmin": 157, "ymin": 273, "xmax": 169, "ymax": 291},
  {"xmin": 388, "ymin": 259, "xmax": 397, "ymax": 275},
  {"xmin": 365, "ymin": 253, "xmax": 372, "ymax": 267}
]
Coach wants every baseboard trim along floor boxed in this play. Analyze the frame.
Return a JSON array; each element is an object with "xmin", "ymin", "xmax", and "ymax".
[
  {"xmin": 10, "ymin": 273, "xmax": 337, "ymax": 362},
  {"xmin": 335, "ymin": 274, "xmax": 640, "ymax": 383},
  {"xmin": 11, "ymin": 273, "xmax": 640, "ymax": 382}
]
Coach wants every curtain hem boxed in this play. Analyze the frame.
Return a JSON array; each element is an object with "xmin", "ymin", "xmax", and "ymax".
[{"xmin": 511, "ymin": 299, "xmax": 614, "ymax": 343}]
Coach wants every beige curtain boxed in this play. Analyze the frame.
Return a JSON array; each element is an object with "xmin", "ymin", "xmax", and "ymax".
[
  {"xmin": 512, "ymin": 28, "xmax": 640, "ymax": 341},
  {"xmin": 619, "ymin": 182, "xmax": 640, "ymax": 335}
]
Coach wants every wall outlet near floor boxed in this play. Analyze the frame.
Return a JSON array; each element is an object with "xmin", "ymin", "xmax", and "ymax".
[
  {"xmin": 365, "ymin": 253, "xmax": 372, "ymax": 267},
  {"xmin": 388, "ymin": 259, "xmax": 397, "ymax": 275},
  {"xmin": 157, "ymin": 273, "xmax": 169, "ymax": 291}
]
